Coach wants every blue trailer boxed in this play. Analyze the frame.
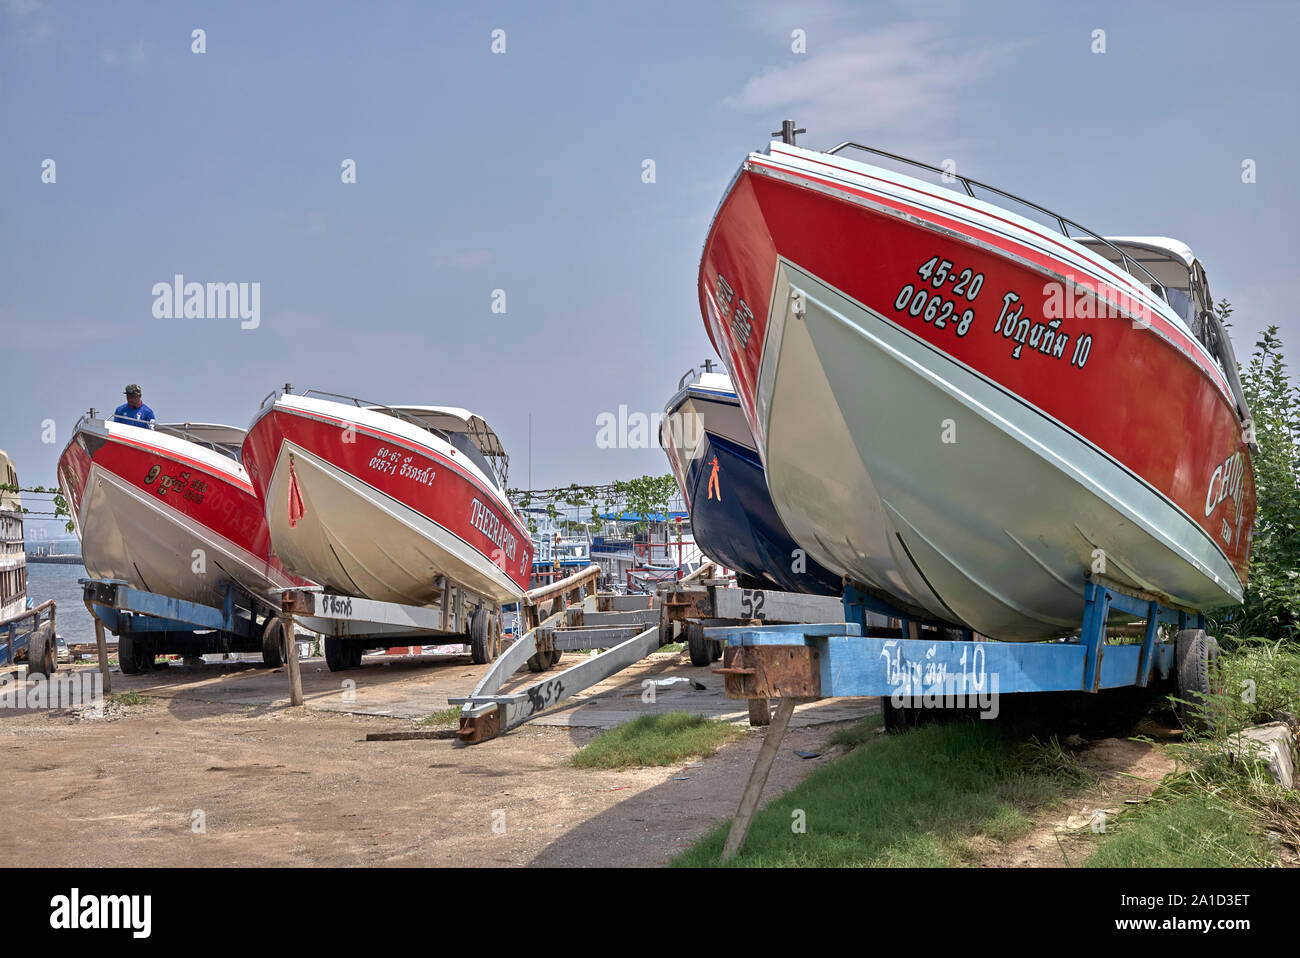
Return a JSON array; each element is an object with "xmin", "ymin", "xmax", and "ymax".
[
  {"xmin": 705, "ymin": 575, "xmax": 1222, "ymax": 858},
  {"xmin": 81, "ymin": 578, "xmax": 287, "ymax": 674},
  {"xmin": 1, "ymin": 599, "xmax": 58, "ymax": 676}
]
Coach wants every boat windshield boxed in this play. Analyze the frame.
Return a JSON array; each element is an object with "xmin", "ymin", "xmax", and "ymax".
[
  {"xmin": 154, "ymin": 424, "xmax": 245, "ymax": 463},
  {"xmin": 447, "ymin": 430, "xmax": 500, "ymax": 489}
]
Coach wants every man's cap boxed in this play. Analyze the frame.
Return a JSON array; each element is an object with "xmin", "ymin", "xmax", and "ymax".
[{"xmin": 124, "ymin": 384, "xmax": 142, "ymax": 396}]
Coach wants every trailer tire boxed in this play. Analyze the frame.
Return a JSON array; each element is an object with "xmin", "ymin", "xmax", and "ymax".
[
  {"xmin": 469, "ymin": 607, "xmax": 492, "ymax": 665},
  {"xmin": 27, "ymin": 625, "xmax": 55, "ymax": 678},
  {"xmin": 324, "ymin": 637, "xmax": 349, "ymax": 672},
  {"xmin": 117, "ymin": 632, "xmax": 152, "ymax": 675},
  {"xmin": 549, "ymin": 648, "xmax": 562, "ymax": 667},
  {"xmin": 1175, "ymin": 629, "xmax": 1222, "ymax": 729},
  {"xmin": 350, "ymin": 642, "xmax": 365, "ymax": 668},
  {"xmin": 260, "ymin": 618, "xmax": 285, "ymax": 668},
  {"xmin": 880, "ymin": 696, "xmax": 923, "ymax": 733},
  {"xmin": 687, "ymin": 622, "xmax": 712, "ymax": 667}
]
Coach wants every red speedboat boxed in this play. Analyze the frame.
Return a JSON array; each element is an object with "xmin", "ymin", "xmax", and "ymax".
[
  {"xmin": 242, "ymin": 391, "xmax": 532, "ymax": 609},
  {"xmin": 698, "ymin": 130, "xmax": 1256, "ymax": 640},
  {"xmin": 58, "ymin": 418, "xmax": 302, "ymax": 609}
]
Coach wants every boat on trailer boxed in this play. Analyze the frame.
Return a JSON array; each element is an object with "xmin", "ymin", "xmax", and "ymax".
[
  {"xmin": 698, "ymin": 127, "xmax": 1256, "ymax": 640},
  {"xmin": 241, "ymin": 390, "xmax": 533, "ymax": 665},
  {"xmin": 661, "ymin": 364, "xmax": 841, "ymax": 595},
  {"xmin": 58, "ymin": 417, "xmax": 302, "ymax": 610}
]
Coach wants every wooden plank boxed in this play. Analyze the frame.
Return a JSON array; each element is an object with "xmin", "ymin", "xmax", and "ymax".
[
  {"xmin": 284, "ymin": 617, "xmax": 303, "ymax": 707},
  {"xmin": 93, "ymin": 617, "xmax": 111, "ymax": 695},
  {"xmin": 722, "ymin": 697, "xmax": 797, "ymax": 861},
  {"xmin": 365, "ymin": 729, "xmax": 458, "ymax": 742}
]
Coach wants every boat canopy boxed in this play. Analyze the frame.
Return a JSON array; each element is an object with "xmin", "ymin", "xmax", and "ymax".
[
  {"xmin": 154, "ymin": 423, "xmax": 246, "ymax": 461},
  {"xmin": 1075, "ymin": 237, "xmax": 1211, "ymax": 332},
  {"xmin": 1076, "ymin": 237, "xmax": 1253, "ymax": 444},
  {"xmin": 376, "ymin": 405, "xmax": 509, "ymax": 488}
]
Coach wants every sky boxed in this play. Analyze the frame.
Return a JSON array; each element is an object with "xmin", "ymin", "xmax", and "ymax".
[{"xmin": 3, "ymin": 0, "xmax": 1298, "ymax": 538}]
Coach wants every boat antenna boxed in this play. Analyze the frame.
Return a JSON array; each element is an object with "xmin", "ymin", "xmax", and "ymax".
[
  {"xmin": 702, "ymin": 358, "xmax": 716, "ymax": 373},
  {"xmin": 772, "ymin": 120, "xmax": 805, "ymax": 145},
  {"xmin": 284, "ymin": 383, "xmax": 293, "ymax": 395}
]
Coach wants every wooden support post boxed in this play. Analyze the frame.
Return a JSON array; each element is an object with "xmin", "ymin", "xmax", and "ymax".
[
  {"xmin": 284, "ymin": 617, "xmax": 304, "ymax": 707},
  {"xmin": 722, "ymin": 696, "xmax": 797, "ymax": 862},
  {"xmin": 748, "ymin": 697, "xmax": 771, "ymax": 726},
  {"xmin": 93, "ymin": 618, "xmax": 111, "ymax": 695}
]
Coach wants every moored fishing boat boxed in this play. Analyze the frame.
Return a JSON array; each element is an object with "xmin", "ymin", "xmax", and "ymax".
[
  {"xmin": 241, "ymin": 390, "xmax": 532, "ymax": 610},
  {"xmin": 661, "ymin": 365, "xmax": 841, "ymax": 594},
  {"xmin": 698, "ymin": 128, "xmax": 1256, "ymax": 640}
]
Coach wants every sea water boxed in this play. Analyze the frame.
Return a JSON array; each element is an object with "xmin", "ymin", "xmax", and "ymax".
[{"xmin": 24, "ymin": 561, "xmax": 95, "ymax": 645}]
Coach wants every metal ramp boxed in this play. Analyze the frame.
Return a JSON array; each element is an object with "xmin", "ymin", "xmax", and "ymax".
[
  {"xmin": 452, "ymin": 591, "xmax": 663, "ymax": 743},
  {"xmin": 451, "ymin": 562, "xmax": 881, "ymax": 744}
]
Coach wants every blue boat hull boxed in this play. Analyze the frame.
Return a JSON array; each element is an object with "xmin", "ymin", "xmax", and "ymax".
[{"xmin": 684, "ymin": 430, "xmax": 841, "ymax": 595}]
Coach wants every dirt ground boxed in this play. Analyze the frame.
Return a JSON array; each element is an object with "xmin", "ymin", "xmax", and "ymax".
[
  {"xmin": 0, "ymin": 655, "xmax": 1201, "ymax": 868},
  {"xmin": 0, "ymin": 656, "xmax": 866, "ymax": 867}
]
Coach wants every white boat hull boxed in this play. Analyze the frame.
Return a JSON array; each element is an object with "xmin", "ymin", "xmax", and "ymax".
[{"xmin": 760, "ymin": 262, "xmax": 1242, "ymax": 640}]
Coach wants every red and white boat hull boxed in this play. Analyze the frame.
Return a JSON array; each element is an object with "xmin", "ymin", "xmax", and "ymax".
[
  {"xmin": 699, "ymin": 144, "xmax": 1255, "ymax": 640},
  {"xmin": 58, "ymin": 421, "xmax": 300, "ymax": 609},
  {"xmin": 242, "ymin": 395, "xmax": 532, "ymax": 607}
]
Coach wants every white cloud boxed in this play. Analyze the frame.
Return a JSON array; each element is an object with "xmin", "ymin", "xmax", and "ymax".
[
  {"xmin": 724, "ymin": 21, "xmax": 1019, "ymax": 152},
  {"xmin": 4, "ymin": 0, "xmax": 44, "ymax": 18}
]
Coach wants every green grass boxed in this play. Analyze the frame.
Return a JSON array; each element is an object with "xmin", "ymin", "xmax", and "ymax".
[
  {"xmin": 570, "ymin": 711, "xmax": 744, "ymax": 769},
  {"xmin": 1083, "ymin": 768, "xmax": 1283, "ymax": 868},
  {"xmin": 673, "ymin": 718, "xmax": 1089, "ymax": 867},
  {"xmin": 1082, "ymin": 638, "xmax": 1299, "ymax": 867},
  {"xmin": 414, "ymin": 706, "xmax": 461, "ymax": 728},
  {"xmin": 659, "ymin": 642, "xmax": 686, "ymax": 654},
  {"xmin": 824, "ymin": 713, "xmax": 884, "ymax": 750},
  {"xmin": 107, "ymin": 691, "xmax": 148, "ymax": 707}
]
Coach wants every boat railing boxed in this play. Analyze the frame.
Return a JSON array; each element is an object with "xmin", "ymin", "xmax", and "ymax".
[
  {"xmin": 826, "ymin": 141, "xmax": 1256, "ymax": 442},
  {"xmin": 825, "ymin": 142, "xmax": 1172, "ymax": 308},
  {"xmin": 295, "ymin": 389, "xmax": 512, "ymax": 489}
]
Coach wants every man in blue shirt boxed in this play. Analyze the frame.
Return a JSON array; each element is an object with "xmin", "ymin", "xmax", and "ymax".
[{"xmin": 113, "ymin": 384, "xmax": 156, "ymax": 429}]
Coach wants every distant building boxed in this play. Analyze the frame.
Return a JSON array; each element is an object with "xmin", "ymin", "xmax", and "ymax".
[{"xmin": 0, "ymin": 449, "xmax": 27, "ymax": 620}]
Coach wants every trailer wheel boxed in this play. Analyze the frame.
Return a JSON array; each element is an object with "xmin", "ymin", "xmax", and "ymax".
[
  {"xmin": 1175, "ymin": 629, "xmax": 1223, "ymax": 729},
  {"xmin": 549, "ymin": 648, "xmax": 562, "ymax": 667},
  {"xmin": 469, "ymin": 607, "xmax": 492, "ymax": 665},
  {"xmin": 324, "ymin": 637, "xmax": 349, "ymax": 672},
  {"xmin": 117, "ymin": 632, "xmax": 151, "ymax": 675},
  {"xmin": 26, "ymin": 625, "xmax": 55, "ymax": 678},
  {"xmin": 880, "ymin": 697, "xmax": 926, "ymax": 733},
  {"xmin": 350, "ymin": 642, "xmax": 365, "ymax": 668},
  {"xmin": 260, "ymin": 617, "xmax": 285, "ymax": 668},
  {"xmin": 687, "ymin": 622, "xmax": 712, "ymax": 667}
]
